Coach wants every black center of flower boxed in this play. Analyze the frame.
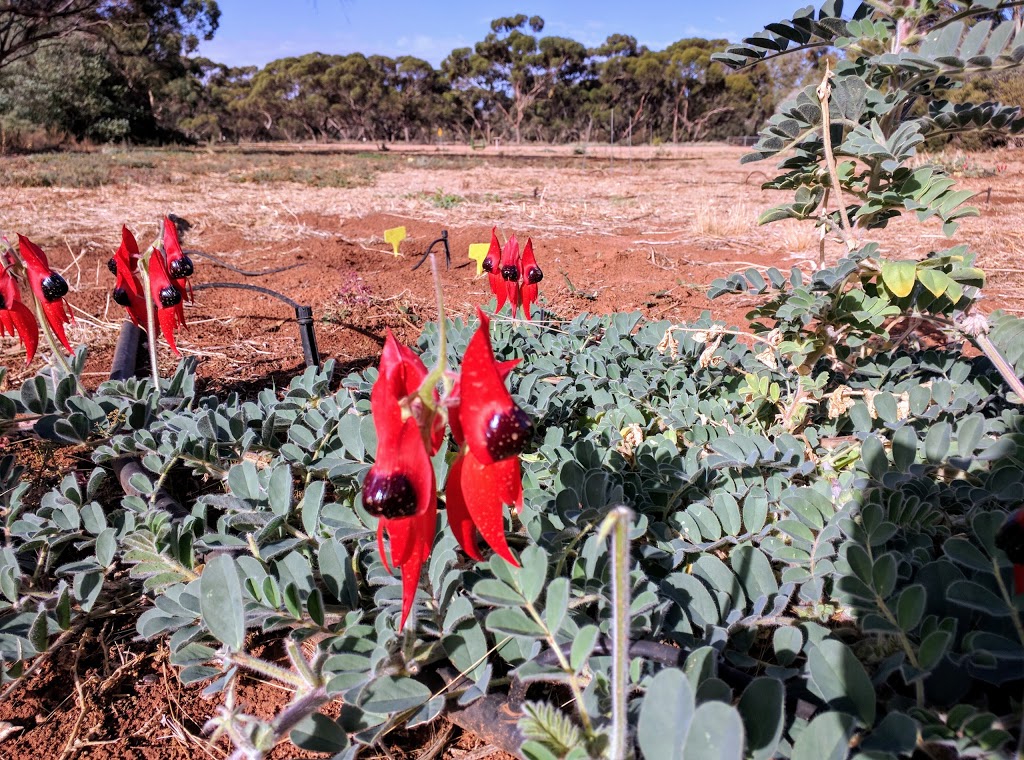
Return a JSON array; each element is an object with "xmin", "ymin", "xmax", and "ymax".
[
  {"xmin": 363, "ymin": 471, "xmax": 418, "ymax": 518},
  {"xmin": 482, "ymin": 257, "xmax": 495, "ymax": 273},
  {"xmin": 168, "ymin": 256, "xmax": 194, "ymax": 279},
  {"xmin": 0, "ymin": 293, "xmax": 6, "ymax": 310},
  {"xmin": 484, "ymin": 406, "xmax": 533, "ymax": 461},
  {"xmin": 159, "ymin": 285, "xmax": 182, "ymax": 308},
  {"xmin": 40, "ymin": 272, "xmax": 69, "ymax": 301},
  {"xmin": 107, "ymin": 257, "xmax": 118, "ymax": 275},
  {"xmin": 112, "ymin": 287, "xmax": 131, "ymax": 306},
  {"xmin": 501, "ymin": 264, "xmax": 519, "ymax": 282},
  {"xmin": 996, "ymin": 512, "xmax": 1024, "ymax": 564},
  {"xmin": 526, "ymin": 265, "xmax": 543, "ymax": 284}
]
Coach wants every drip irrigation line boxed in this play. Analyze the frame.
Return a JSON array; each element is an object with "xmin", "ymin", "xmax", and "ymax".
[
  {"xmin": 183, "ymin": 248, "xmax": 305, "ymax": 277},
  {"xmin": 192, "ymin": 281, "xmax": 301, "ymax": 309},
  {"xmin": 191, "ymin": 282, "xmax": 320, "ymax": 366},
  {"xmin": 411, "ymin": 230, "xmax": 451, "ymax": 271}
]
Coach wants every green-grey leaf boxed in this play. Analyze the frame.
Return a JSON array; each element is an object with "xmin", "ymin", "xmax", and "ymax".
[
  {"xmin": 738, "ymin": 677, "xmax": 784, "ymax": 760},
  {"xmin": 199, "ymin": 554, "xmax": 245, "ymax": 650},
  {"xmin": 637, "ymin": 667, "xmax": 695, "ymax": 760},
  {"xmin": 359, "ymin": 676, "xmax": 431, "ymax": 714},
  {"xmin": 682, "ymin": 701, "xmax": 745, "ymax": 760},
  {"xmin": 791, "ymin": 711, "xmax": 855, "ymax": 760},
  {"xmin": 290, "ymin": 713, "xmax": 350, "ymax": 753},
  {"xmin": 807, "ymin": 640, "xmax": 876, "ymax": 725}
]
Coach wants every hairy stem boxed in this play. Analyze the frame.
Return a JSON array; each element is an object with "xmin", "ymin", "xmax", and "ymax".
[
  {"xmin": 816, "ymin": 64, "xmax": 857, "ymax": 251},
  {"xmin": 600, "ymin": 505, "xmax": 634, "ymax": 760},
  {"xmin": 419, "ymin": 251, "xmax": 449, "ymax": 406}
]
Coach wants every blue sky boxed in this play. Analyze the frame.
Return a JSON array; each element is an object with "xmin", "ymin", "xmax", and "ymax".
[{"xmin": 199, "ymin": 0, "xmax": 798, "ymax": 68}]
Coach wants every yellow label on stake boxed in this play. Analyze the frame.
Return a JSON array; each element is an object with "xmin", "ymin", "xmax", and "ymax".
[
  {"xmin": 384, "ymin": 226, "xmax": 407, "ymax": 256},
  {"xmin": 468, "ymin": 243, "xmax": 490, "ymax": 276}
]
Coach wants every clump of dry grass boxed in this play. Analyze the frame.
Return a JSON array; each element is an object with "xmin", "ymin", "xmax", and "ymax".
[{"xmin": 689, "ymin": 200, "xmax": 758, "ymax": 240}]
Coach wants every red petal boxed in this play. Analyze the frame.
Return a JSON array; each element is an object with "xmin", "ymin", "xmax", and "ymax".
[
  {"xmin": 370, "ymin": 365, "xmax": 405, "ymax": 451},
  {"xmin": 120, "ymin": 225, "xmax": 140, "ymax": 269},
  {"xmin": 127, "ymin": 295, "xmax": 148, "ymax": 327},
  {"xmin": 365, "ymin": 416, "xmax": 436, "ymax": 566},
  {"xmin": 482, "ymin": 227, "xmax": 500, "ymax": 274},
  {"xmin": 1015, "ymin": 564, "xmax": 1024, "ymax": 595},
  {"xmin": 18, "ymin": 235, "xmax": 73, "ymax": 351},
  {"xmin": 501, "ymin": 234, "xmax": 520, "ymax": 271},
  {"xmin": 444, "ymin": 456, "xmax": 484, "ymax": 561},
  {"xmin": 506, "ymin": 280, "xmax": 520, "ymax": 319},
  {"xmin": 460, "ymin": 450, "xmax": 519, "ymax": 566},
  {"xmin": 490, "ymin": 269, "xmax": 507, "ymax": 311},
  {"xmin": 158, "ymin": 307, "xmax": 181, "ymax": 356},
  {"xmin": 10, "ymin": 301, "xmax": 38, "ymax": 366},
  {"xmin": 459, "ymin": 309, "xmax": 523, "ymax": 466},
  {"xmin": 41, "ymin": 298, "xmax": 72, "ymax": 352},
  {"xmin": 520, "ymin": 238, "xmax": 540, "ymax": 320},
  {"xmin": 163, "ymin": 217, "xmax": 183, "ymax": 258},
  {"xmin": 383, "ymin": 507, "xmax": 436, "ymax": 629},
  {"xmin": 16, "ymin": 235, "xmax": 50, "ymax": 281},
  {"xmin": 377, "ymin": 522, "xmax": 393, "ymax": 575},
  {"xmin": 399, "ymin": 542, "xmax": 426, "ymax": 629}
]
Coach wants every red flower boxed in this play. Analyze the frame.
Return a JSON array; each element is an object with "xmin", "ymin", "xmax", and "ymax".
[
  {"xmin": 109, "ymin": 226, "xmax": 148, "ymax": 327},
  {"xmin": 482, "ymin": 227, "xmax": 506, "ymax": 312},
  {"xmin": 0, "ymin": 258, "xmax": 38, "ymax": 364},
  {"xmin": 17, "ymin": 235, "xmax": 73, "ymax": 352},
  {"xmin": 148, "ymin": 246, "xmax": 186, "ymax": 356},
  {"xmin": 362, "ymin": 318, "xmax": 531, "ymax": 628},
  {"xmin": 363, "ymin": 331, "xmax": 442, "ymax": 628},
  {"xmin": 520, "ymin": 238, "xmax": 543, "ymax": 320},
  {"xmin": 162, "ymin": 217, "xmax": 194, "ymax": 303},
  {"xmin": 482, "ymin": 230, "xmax": 543, "ymax": 320},
  {"xmin": 445, "ymin": 310, "xmax": 532, "ymax": 565},
  {"xmin": 996, "ymin": 508, "xmax": 1024, "ymax": 594},
  {"xmin": 499, "ymin": 234, "xmax": 522, "ymax": 317}
]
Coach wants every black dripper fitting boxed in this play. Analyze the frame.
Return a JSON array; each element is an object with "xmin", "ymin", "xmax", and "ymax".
[
  {"xmin": 192, "ymin": 282, "xmax": 321, "ymax": 368},
  {"xmin": 411, "ymin": 229, "xmax": 451, "ymax": 271}
]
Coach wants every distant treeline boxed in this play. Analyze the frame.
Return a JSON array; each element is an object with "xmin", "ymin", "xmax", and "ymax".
[{"xmin": 0, "ymin": 5, "xmax": 1017, "ymax": 149}]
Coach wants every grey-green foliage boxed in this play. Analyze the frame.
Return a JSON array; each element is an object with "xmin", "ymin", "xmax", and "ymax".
[{"xmin": 1, "ymin": 296, "xmax": 1023, "ymax": 756}]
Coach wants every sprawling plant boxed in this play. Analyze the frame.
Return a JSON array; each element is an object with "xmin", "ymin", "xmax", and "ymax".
[{"xmin": 2, "ymin": 3, "xmax": 1024, "ymax": 759}]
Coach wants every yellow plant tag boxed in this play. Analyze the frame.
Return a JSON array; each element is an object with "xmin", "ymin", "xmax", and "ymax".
[
  {"xmin": 468, "ymin": 243, "xmax": 490, "ymax": 275},
  {"xmin": 384, "ymin": 226, "xmax": 407, "ymax": 256}
]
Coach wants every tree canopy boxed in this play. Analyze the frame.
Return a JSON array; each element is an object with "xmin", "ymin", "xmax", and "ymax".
[{"xmin": 2, "ymin": 8, "xmax": 1018, "ymax": 147}]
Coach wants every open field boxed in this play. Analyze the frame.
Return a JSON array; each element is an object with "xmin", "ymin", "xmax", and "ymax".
[
  {"xmin": 1, "ymin": 142, "xmax": 1023, "ymax": 391},
  {"xmin": 1, "ymin": 141, "xmax": 1024, "ymax": 758}
]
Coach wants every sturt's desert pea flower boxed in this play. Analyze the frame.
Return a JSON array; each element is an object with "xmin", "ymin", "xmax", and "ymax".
[
  {"xmin": 147, "ymin": 242, "xmax": 187, "ymax": 356},
  {"xmin": 481, "ymin": 227, "xmax": 543, "ymax": 319},
  {"xmin": 363, "ymin": 331, "xmax": 443, "ymax": 629},
  {"xmin": 362, "ymin": 314, "xmax": 532, "ymax": 629},
  {"xmin": 996, "ymin": 508, "xmax": 1024, "ymax": 594},
  {"xmin": 17, "ymin": 235, "xmax": 73, "ymax": 352},
  {"xmin": 0, "ymin": 255, "xmax": 39, "ymax": 363},
  {"xmin": 445, "ymin": 310, "xmax": 531, "ymax": 564},
  {"xmin": 109, "ymin": 226, "xmax": 148, "ymax": 327},
  {"xmin": 162, "ymin": 216, "xmax": 194, "ymax": 303}
]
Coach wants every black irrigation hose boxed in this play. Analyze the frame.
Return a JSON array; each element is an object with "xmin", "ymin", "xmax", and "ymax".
[
  {"xmin": 183, "ymin": 248, "xmax": 305, "ymax": 278},
  {"xmin": 435, "ymin": 665, "xmax": 526, "ymax": 755},
  {"xmin": 191, "ymin": 282, "xmax": 320, "ymax": 368},
  {"xmin": 410, "ymin": 230, "xmax": 451, "ymax": 271},
  {"xmin": 108, "ymin": 322, "xmax": 188, "ymax": 518}
]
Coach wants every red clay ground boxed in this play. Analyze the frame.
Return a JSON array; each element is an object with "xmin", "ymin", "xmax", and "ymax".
[{"xmin": 0, "ymin": 143, "xmax": 1023, "ymax": 758}]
